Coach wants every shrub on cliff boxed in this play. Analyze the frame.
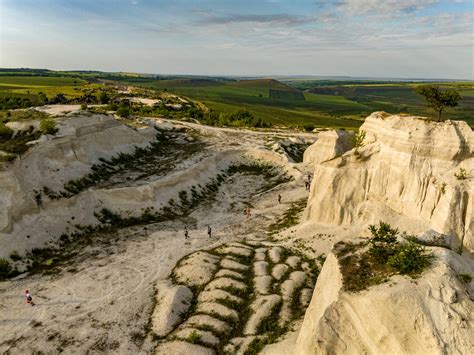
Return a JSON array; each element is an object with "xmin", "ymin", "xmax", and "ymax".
[
  {"xmin": 387, "ymin": 241, "xmax": 433, "ymax": 275},
  {"xmin": 338, "ymin": 222, "xmax": 435, "ymax": 291},
  {"xmin": 368, "ymin": 221, "xmax": 399, "ymax": 263},
  {"xmin": 368, "ymin": 222, "xmax": 433, "ymax": 275}
]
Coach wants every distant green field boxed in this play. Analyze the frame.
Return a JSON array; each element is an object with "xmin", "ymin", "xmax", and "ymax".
[
  {"xmin": 127, "ymin": 78, "xmax": 366, "ymax": 128},
  {"xmin": 303, "ymin": 84, "xmax": 474, "ymax": 125},
  {"xmin": 0, "ymin": 70, "xmax": 472, "ymax": 129},
  {"xmin": 136, "ymin": 78, "xmax": 473, "ymax": 128},
  {"xmin": 0, "ymin": 76, "xmax": 87, "ymax": 87},
  {"xmin": 0, "ymin": 75, "xmax": 100, "ymax": 99}
]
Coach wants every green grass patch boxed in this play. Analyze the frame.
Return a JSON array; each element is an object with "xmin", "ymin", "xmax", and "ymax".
[{"xmin": 269, "ymin": 198, "xmax": 307, "ymax": 234}]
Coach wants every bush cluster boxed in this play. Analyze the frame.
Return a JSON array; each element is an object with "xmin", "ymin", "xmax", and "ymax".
[
  {"xmin": 368, "ymin": 221, "xmax": 433, "ymax": 275},
  {"xmin": 199, "ymin": 109, "xmax": 271, "ymax": 128},
  {"xmin": 0, "ymin": 122, "xmax": 13, "ymax": 139},
  {"xmin": 0, "ymin": 258, "xmax": 11, "ymax": 280},
  {"xmin": 39, "ymin": 117, "xmax": 57, "ymax": 135},
  {"xmin": 0, "ymin": 96, "xmax": 35, "ymax": 110}
]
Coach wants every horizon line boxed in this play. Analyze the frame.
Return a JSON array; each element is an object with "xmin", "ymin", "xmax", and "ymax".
[{"xmin": 0, "ymin": 67, "xmax": 473, "ymax": 82}]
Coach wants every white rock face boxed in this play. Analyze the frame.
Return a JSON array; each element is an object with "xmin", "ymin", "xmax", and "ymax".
[
  {"xmin": 303, "ymin": 129, "xmax": 354, "ymax": 164},
  {"xmin": 173, "ymin": 252, "xmax": 220, "ymax": 287},
  {"xmin": 152, "ymin": 281, "xmax": 193, "ymax": 337},
  {"xmin": 295, "ymin": 251, "xmax": 474, "ymax": 355},
  {"xmin": 0, "ymin": 114, "xmax": 245, "ymax": 258},
  {"xmin": 0, "ymin": 115, "xmax": 155, "ymax": 232},
  {"xmin": 304, "ymin": 113, "xmax": 473, "ymax": 252},
  {"xmin": 5, "ymin": 120, "xmax": 40, "ymax": 136}
]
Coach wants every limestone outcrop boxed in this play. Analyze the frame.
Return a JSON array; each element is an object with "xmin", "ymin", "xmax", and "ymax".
[
  {"xmin": 295, "ymin": 250, "xmax": 474, "ymax": 354},
  {"xmin": 303, "ymin": 129, "xmax": 354, "ymax": 164},
  {"xmin": 304, "ymin": 112, "xmax": 473, "ymax": 252}
]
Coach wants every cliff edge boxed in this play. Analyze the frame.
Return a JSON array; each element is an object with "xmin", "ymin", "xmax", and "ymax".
[
  {"xmin": 295, "ymin": 250, "xmax": 473, "ymax": 355},
  {"xmin": 304, "ymin": 112, "xmax": 473, "ymax": 252}
]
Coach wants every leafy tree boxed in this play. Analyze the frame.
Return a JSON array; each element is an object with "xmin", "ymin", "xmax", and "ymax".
[{"xmin": 415, "ymin": 85, "xmax": 461, "ymax": 121}]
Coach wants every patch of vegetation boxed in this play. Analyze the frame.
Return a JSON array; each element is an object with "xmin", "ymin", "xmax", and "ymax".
[
  {"xmin": 0, "ymin": 122, "xmax": 13, "ymax": 138},
  {"xmin": 352, "ymin": 129, "xmax": 366, "ymax": 148},
  {"xmin": 38, "ymin": 132, "xmax": 205, "ymax": 198},
  {"xmin": 39, "ymin": 117, "xmax": 57, "ymax": 135},
  {"xmin": 9, "ymin": 251, "xmax": 22, "ymax": 261},
  {"xmin": 185, "ymin": 330, "xmax": 202, "ymax": 344},
  {"xmin": 336, "ymin": 222, "xmax": 434, "ymax": 292},
  {"xmin": 316, "ymin": 253, "xmax": 327, "ymax": 265},
  {"xmin": 386, "ymin": 242, "xmax": 433, "ymax": 274},
  {"xmin": 458, "ymin": 273, "xmax": 472, "ymax": 284},
  {"xmin": 454, "ymin": 168, "xmax": 467, "ymax": 180},
  {"xmin": 0, "ymin": 258, "xmax": 12, "ymax": 280},
  {"xmin": 0, "ymin": 124, "xmax": 41, "ymax": 160},
  {"xmin": 269, "ymin": 198, "xmax": 307, "ymax": 234},
  {"xmin": 368, "ymin": 222, "xmax": 399, "ymax": 263},
  {"xmin": 199, "ymin": 109, "xmax": 271, "ymax": 128},
  {"xmin": 0, "ymin": 108, "xmax": 49, "ymax": 124},
  {"xmin": 0, "ymin": 96, "xmax": 37, "ymax": 110}
]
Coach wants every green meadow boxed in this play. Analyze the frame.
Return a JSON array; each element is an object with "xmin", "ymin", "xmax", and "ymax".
[
  {"xmin": 0, "ymin": 70, "xmax": 472, "ymax": 129},
  {"xmin": 125, "ymin": 77, "xmax": 474, "ymax": 128}
]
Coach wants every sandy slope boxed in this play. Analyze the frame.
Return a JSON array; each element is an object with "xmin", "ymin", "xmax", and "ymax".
[{"xmin": 0, "ymin": 117, "xmax": 316, "ymax": 354}]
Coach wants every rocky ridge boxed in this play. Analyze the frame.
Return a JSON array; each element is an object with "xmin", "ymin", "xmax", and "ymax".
[{"xmin": 304, "ymin": 112, "xmax": 473, "ymax": 252}]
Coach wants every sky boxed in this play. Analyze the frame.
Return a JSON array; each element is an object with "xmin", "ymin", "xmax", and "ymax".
[{"xmin": 0, "ymin": 0, "xmax": 473, "ymax": 79}]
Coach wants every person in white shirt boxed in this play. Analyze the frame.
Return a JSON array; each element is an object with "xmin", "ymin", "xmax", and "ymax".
[{"xmin": 25, "ymin": 290, "xmax": 34, "ymax": 306}]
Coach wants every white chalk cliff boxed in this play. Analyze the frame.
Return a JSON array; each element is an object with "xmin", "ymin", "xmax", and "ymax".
[
  {"xmin": 304, "ymin": 112, "xmax": 473, "ymax": 252},
  {"xmin": 295, "ymin": 250, "xmax": 474, "ymax": 355},
  {"xmin": 291, "ymin": 112, "xmax": 474, "ymax": 355}
]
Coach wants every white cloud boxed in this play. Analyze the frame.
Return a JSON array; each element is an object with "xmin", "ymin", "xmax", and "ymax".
[{"xmin": 340, "ymin": 0, "xmax": 437, "ymax": 15}]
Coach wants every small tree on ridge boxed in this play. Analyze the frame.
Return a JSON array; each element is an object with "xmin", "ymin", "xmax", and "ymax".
[{"xmin": 415, "ymin": 85, "xmax": 461, "ymax": 121}]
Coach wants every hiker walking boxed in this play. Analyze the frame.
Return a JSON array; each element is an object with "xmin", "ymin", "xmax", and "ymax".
[
  {"xmin": 207, "ymin": 225, "xmax": 212, "ymax": 238},
  {"xmin": 184, "ymin": 226, "xmax": 189, "ymax": 240},
  {"xmin": 25, "ymin": 290, "xmax": 34, "ymax": 306},
  {"xmin": 307, "ymin": 173, "xmax": 312, "ymax": 184},
  {"xmin": 278, "ymin": 194, "xmax": 282, "ymax": 204},
  {"xmin": 305, "ymin": 181, "xmax": 310, "ymax": 191}
]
